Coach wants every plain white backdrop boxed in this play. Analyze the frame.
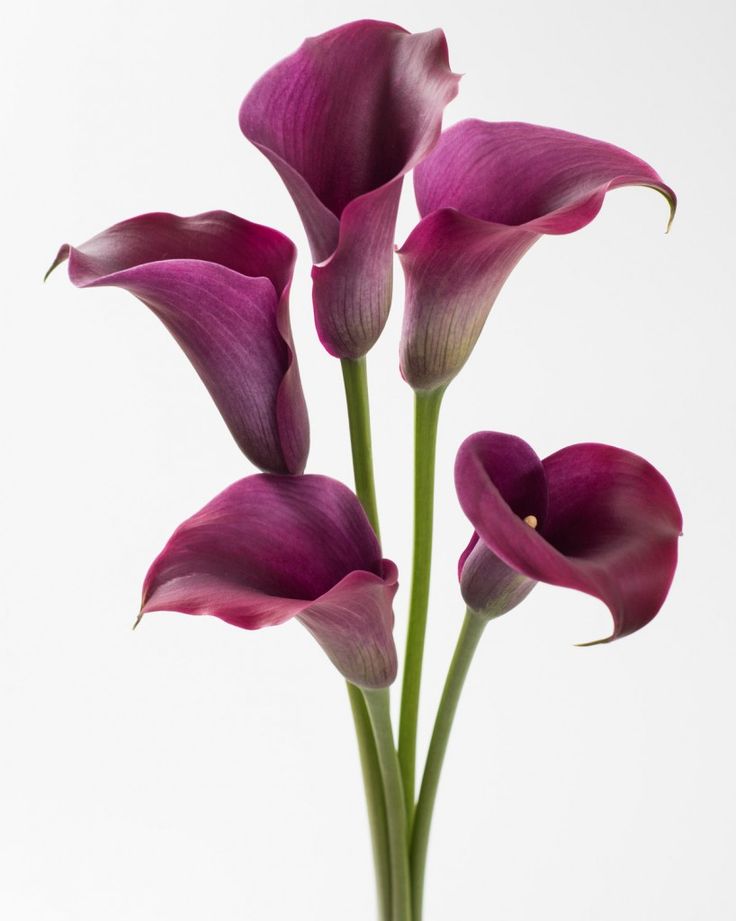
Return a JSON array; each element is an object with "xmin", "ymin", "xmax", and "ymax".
[{"xmin": 2, "ymin": 1, "xmax": 734, "ymax": 918}]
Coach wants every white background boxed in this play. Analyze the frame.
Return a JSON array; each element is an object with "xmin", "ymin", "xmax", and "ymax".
[{"xmin": 2, "ymin": 1, "xmax": 734, "ymax": 918}]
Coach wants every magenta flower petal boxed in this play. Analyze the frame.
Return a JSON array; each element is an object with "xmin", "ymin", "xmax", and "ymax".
[
  {"xmin": 48, "ymin": 211, "xmax": 309, "ymax": 474},
  {"xmin": 239, "ymin": 19, "xmax": 460, "ymax": 358},
  {"xmin": 298, "ymin": 563, "xmax": 399, "ymax": 690},
  {"xmin": 141, "ymin": 474, "xmax": 398, "ymax": 688},
  {"xmin": 455, "ymin": 432, "xmax": 682, "ymax": 641},
  {"xmin": 400, "ymin": 120, "xmax": 676, "ymax": 390}
]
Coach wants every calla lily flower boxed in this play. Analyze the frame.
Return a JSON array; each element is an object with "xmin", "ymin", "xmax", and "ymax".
[
  {"xmin": 239, "ymin": 19, "xmax": 460, "ymax": 359},
  {"xmin": 141, "ymin": 474, "xmax": 399, "ymax": 688},
  {"xmin": 400, "ymin": 120, "xmax": 676, "ymax": 391},
  {"xmin": 455, "ymin": 432, "xmax": 682, "ymax": 641},
  {"xmin": 47, "ymin": 211, "xmax": 309, "ymax": 475}
]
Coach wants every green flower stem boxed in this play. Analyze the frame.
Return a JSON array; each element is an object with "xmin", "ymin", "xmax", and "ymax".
[
  {"xmin": 410, "ymin": 610, "xmax": 487, "ymax": 921},
  {"xmin": 341, "ymin": 357, "xmax": 380, "ymax": 538},
  {"xmin": 340, "ymin": 357, "xmax": 390, "ymax": 920},
  {"xmin": 364, "ymin": 688, "xmax": 413, "ymax": 921},
  {"xmin": 398, "ymin": 386, "xmax": 445, "ymax": 816},
  {"xmin": 346, "ymin": 683, "xmax": 392, "ymax": 921}
]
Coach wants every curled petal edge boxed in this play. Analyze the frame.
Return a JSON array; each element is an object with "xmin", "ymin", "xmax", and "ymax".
[
  {"xmin": 455, "ymin": 433, "xmax": 682, "ymax": 643},
  {"xmin": 46, "ymin": 212, "xmax": 309, "ymax": 474}
]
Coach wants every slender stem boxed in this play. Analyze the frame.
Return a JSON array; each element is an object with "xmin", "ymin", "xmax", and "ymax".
[
  {"xmin": 346, "ymin": 683, "xmax": 392, "ymax": 921},
  {"xmin": 364, "ymin": 689, "xmax": 413, "ymax": 921},
  {"xmin": 398, "ymin": 386, "xmax": 445, "ymax": 816},
  {"xmin": 411, "ymin": 611, "xmax": 487, "ymax": 921},
  {"xmin": 340, "ymin": 356, "xmax": 390, "ymax": 920},
  {"xmin": 341, "ymin": 357, "xmax": 380, "ymax": 537}
]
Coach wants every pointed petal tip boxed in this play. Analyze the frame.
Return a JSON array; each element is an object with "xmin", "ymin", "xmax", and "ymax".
[
  {"xmin": 575, "ymin": 634, "xmax": 613, "ymax": 648},
  {"xmin": 44, "ymin": 244, "xmax": 71, "ymax": 282},
  {"xmin": 132, "ymin": 609, "xmax": 145, "ymax": 631},
  {"xmin": 665, "ymin": 197, "xmax": 677, "ymax": 234},
  {"xmin": 650, "ymin": 184, "xmax": 677, "ymax": 233}
]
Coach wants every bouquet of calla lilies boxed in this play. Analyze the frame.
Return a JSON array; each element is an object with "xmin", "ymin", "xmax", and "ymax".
[{"xmin": 47, "ymin": 19, "xmax": 682, "ymax": 921}]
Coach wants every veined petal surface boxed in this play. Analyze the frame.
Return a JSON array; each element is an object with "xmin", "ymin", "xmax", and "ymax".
[
  {"xmin": 49, "ymin": 211, "xmax": 309, "ymax": 474},
  {"xmin": 455, "ymin": 432, "xmax": 682, "ymax": 640},
  {"xmin": 240, "ymin": 19, "xmax": 460, "ymax": 358},
  {"xmin": 400, "ymin": 120, "xmax": 676, "ymax": 390},
  {"xmin": 142, "ymin": 475, "xmax": 398, "ymax": 687}
]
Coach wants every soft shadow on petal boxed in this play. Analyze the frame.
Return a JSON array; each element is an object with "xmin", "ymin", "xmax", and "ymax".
[
  {"xmin": 240, "ymin": 22, "xmax": 460, "ymax": 239},
  {"xmin": 311, "ymin": 182, "xmax": 401, "ymax": 358},
  {"xmin": 541, "ymin": 444, "xmax": 682, "ymax": 641},
  {"xmin": 459, "ymin": 538, "xmax": 537, "ymax": 621},
  {"xmin": 300, "ymin": 562, "xmax": 399, "ymax": 688},
  {"xmin": 240, "ymin": 20, "xmax": 460, "ymax": 358},
  {"xmin": 141, "ymin": 474, "xmax": 398, "ymax": 686},
  {"xmin": 455, "ymin": 432, "xmax": 682, "ymax": 641},
  {"xmin": 400, "ymin": 120, "xmax": 675, "ymax": 390},
  {"xmin": 456, "ymin": 432, "xmax": 558, "ymax": 583},
  {"xmin": 48, "ymin": 212, "xmax": 309, "ymax": 474},
  {"xmin": 399, "ymin": 211, "xmax": 537, "ymax": 389},
  {"xmin": 414, "ymin": 120, "xmax": 676, "ymax": 228}
]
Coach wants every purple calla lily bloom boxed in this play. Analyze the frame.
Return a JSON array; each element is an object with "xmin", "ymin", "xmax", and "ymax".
[
  {"xmin": 455, "ymin": 432, "xmax": 682, "ymax": 642},
  {"xmin": 140, "ymin": 474, "xmax": 399, "ymax": 688},
  {"xmin": 400, "ymin": 120, "xmax": 676, "ymax": 391},
  {"xmin": 48, "ymin": 211, "xmax": 309, "ymax": 475},
  {"xmin": 239, "ymin": 19, "xmax": 460, "ymax": 359}
]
